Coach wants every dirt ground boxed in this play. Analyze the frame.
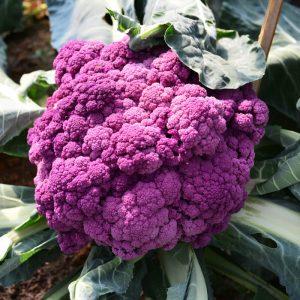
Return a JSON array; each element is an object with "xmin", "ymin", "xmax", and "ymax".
[
  {"xmin": 0, "ymin": 256, "xmax": 77, "ymax": 300},
  {"xmin": 5, "ymin": 18, "xmax": 55, "ymax": 83},
  {"xmin": 0, "ymin": 154, "xmax": 35, "ymax": 186}
]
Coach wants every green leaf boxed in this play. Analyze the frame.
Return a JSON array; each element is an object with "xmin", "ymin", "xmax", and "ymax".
[
  {"xmin": 194, "ymin": 250, "xmax": 214, "ymax": 300},
  {"xmin": 46, "ymin": 0, "xmax": 131, "ymax": 50},
  {"xmin": 216, "ymin": 28, "xmax": 236, "ymax": 39},
  {"xmin": 19, "ymin": 70, "xmax": 56, "ymax": 106},
  {"xmin": 260, "ymin": 43, "xmax": 300, "ymax": 126},
  {"xmin": 0, "ymin": 208, "xmax": 48, "ymax": 276},
  {"xmin": 254, "ymin": 134, "xmax": 283, "ymax": 162},
  {"xmin": 119, "ymin": 0, "xmax": 137, "ymax": 20},
  {"xmin": 142, "ymin": 253, "xmax": 169, "ymax": 300},
  {"xmin": 0, "ymin": 70, "xmax": 44, "ymax": 146},
  {"xmin": 0, "ymin": 69, "xmax": 56, "ymax": 156},
  {"xmin": 0, "ymin": 0, "xmax": 23, "ymax": 34},
  {"xmin": 0, "ymin": 37, "xmax": 6, "ymax": 69},
  {"xmin": 214, "ymin": 196, "xmax": 300, "ymax": 299},
  {"xmin": 259, "ymin": 43, "xmax": 300, "ymax": 124},
  {"xmin": 18, "ymin": 231, "xmax": 56, "ymax": 263},
  {"xmin": 0, "ymin": 129, "xmax": 29, "ymax": 157},
  {"xmin": 15, "ymin": 211, "xmax": 45, "ymax": 232},
  {"xmin": 290, "ymin": 183, "xmax": 300, "ymax": 201},
  {"xmin": 0, "ymin": 206, "xmax": 36, "ymax": 234},
  {"xmin": 159, "ymin": 243, "xmax": 208, "ymax": 300},
  {"xmin": 0, "ymin": 213, "xmax": 52, "ymax": 275},
  {"xmin": 251, "ymin": 126, "xmax": 300, "ymax": 194},
  {"xmin": 69, "ymin": 246, "xmax": 139, "ymax": 300},
  {"xmin": 251, "ymin": 132, "xmax": 300, "ymax": 195},
  {"xmin": 107, "ymin": 9, "xmax": 139, "ymax": 33},
  {"xmin": 110, "ymin": 0, "xmax": 266, "ymax": 89},
  {"xmin": 0, "ymin": 183, "xmax": 35, "ymax": 234},
  {"xmin": 250, "ymin": 159, "xmax": 279, "ymax": 189},
  {"xmin": 254, "ymin": 288, "xmax": 279, "ymax": 300},
  {"xmin": 0, "ymin": 212, "xmax": 48, "ymax": 262},
  {"xmin": 108, "ymin": 10, "xmax": 167, "ymax": 50},
  {"xmin": 166, "ymin": 28, "xmax": 265, "ymax": 89},
  {"xmin": 134, "ymin": 0, "xmax": 147, "ymax": 24},
  {"xmin": 0, "ymin": 236, "xmax": 13, "ymax": 264},
  {"xmin": 219, "ymin": 0, "xmax": 300, "ymax": 125},
  {"xmin": 265, "ymin": 126, "xmax": 300, "ymax": 148},
  {"xmin": 0, "ymin": 183, "xmax": 35, "ymax": 207},
  {"xmin": 0, "ymin": 247, "xmax": 61, "ymax": 287},
  {"xmin": 114, "ymin": 260, "xmax": 147, "ymax": 300},
  {"xmin": 79, "ymin": 246, "xmax": 114, "ymax": 275},
  {"xmin": 219, "ymin": 0, "xmax": 300, "ymax": 44},
  {"xmin": 204, "ymin": 248, "xmax": 288, "ymax": 300}
]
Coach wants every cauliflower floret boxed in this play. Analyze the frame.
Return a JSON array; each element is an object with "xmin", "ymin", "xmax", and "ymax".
[
  {"xmin": 167, "ymin": 96, "xmax": 229, "ymax": 157},
  {"xmin": 104, "ymin": 123, "xmax": 163, "ymax": 175}
]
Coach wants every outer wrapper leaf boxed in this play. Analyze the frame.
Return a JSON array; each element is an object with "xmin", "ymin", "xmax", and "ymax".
[
  {"xmin": 0, "ymin": 70, "xmax": 56, "ymax": 157},
  {"xmin": 214, "ymin": 196, "xmax": 300, "ymax": 300},
  {"xmin": 290, "ymin": 183, "xmax": 300, "ymax": 201},
  {"xmin": 46, "ymin": 0, "xmax": 128, "ymax": 50},
  {"xmin": 0, "ymin": 70, "xmax": 44, "ymax": 146},
  {"xmin": 69, "ymin": 246, "xmax": 140, "ymax": 300},
  {"xmin": 142, "ymin": 254, "xmax": 168, "ymax": 299},
  {"xmin": 0, "ymin": 183, "xmax": 35, "ymax": 207},
  {"xmin": 159, "ymin": 243, "xmax": 208, "ymax": 300},
  {"xmin": 204, "ymin": 248, "xmax": 288, "ymax": 300},
  {"xmin": 251, "ymin": 126, "xmax": 300, "ymax": 195},
  {"xmin": 0, "ymin": 184, "xmax": 35, "ymax": 234},
  {"xmin": 259, "ymin": 43, "xmax": 300, "ymax": 125},
  {"xmin": 0, "ymin": 212, "xmax": 48, "ymax": 262},
  {"xmin": 0, "ymin": 129, "xmax": 29, "ymax": 157},
  {"xmin": 0, "ymin": 38, "xmax": 6, "ymax": 69},
  {"xmin": 19, "ymin": 70, "xmax": 56, "ymax": 107}
]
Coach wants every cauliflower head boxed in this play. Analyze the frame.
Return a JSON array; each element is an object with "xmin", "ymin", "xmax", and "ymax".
[{"xmin": 28, "ymin": 37, "xmax": 268, "ymax": 259}]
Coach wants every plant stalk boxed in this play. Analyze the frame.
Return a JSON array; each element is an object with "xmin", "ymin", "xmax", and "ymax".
[{"xmin": 0, "ymin": 215, "xmax": 48, "ymax": 262}]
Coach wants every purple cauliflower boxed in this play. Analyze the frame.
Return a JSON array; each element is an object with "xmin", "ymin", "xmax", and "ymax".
[{"xmin": 28, "ymin": 37, "xmax": 268, "ymax": 259}]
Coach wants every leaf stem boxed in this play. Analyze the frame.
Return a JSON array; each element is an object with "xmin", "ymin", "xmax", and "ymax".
[
  {"xmin": 0, "ymin": 214, "xmax": 48, "ymax": 262},
  {"xmin": 7, "ymin": 217, "xmax": 48, "ymax": 243},
  {"xmin": 139, "ymin": 24, "xmax": 168, "ymax": 40}
]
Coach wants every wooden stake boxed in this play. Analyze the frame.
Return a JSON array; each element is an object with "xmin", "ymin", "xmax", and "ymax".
[{"xmin": 253, "ymin": 0, "xmax": 283, "ymax": 93}]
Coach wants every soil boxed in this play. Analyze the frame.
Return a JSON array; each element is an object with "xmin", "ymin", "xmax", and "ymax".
[
  {"xmin": 0, "ymin": 154, "xmax": 35, "ymax": 186},
  {"xmin": 0, "ymin": 256, "xmax": 77, "ymax": 300},
  {"xmin": 0, "ymin": 246, "xmax": 89, "ymax": 300},
  {"xmin": 5, "ymin": 18, "xmax": 56, "ymax": 83}
]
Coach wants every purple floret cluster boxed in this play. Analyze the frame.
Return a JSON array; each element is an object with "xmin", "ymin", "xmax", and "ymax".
[{"xmin": 28, "ymin": 37, "xmax": 268, "ymax": 259}]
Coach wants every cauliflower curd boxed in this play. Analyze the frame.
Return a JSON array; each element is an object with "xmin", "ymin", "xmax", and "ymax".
[{"xmin": 28, "ymin": 38, "xmax": 268, "ymax": 259}]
